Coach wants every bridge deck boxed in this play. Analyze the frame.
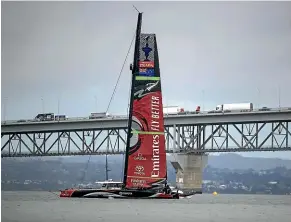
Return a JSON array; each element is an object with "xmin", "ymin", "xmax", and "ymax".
[{"xmin": 2, "ymin": 110, "xmax": 291, "ymax": 134}]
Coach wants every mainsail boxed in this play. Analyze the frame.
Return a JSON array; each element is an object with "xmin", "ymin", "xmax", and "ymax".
[{"xmin": 123, "ymin": 13, "xmax": 167, "ymax": 189}]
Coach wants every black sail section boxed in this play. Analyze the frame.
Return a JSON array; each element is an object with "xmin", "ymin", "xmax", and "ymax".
[{"xmin": 123, "ymin": 12, "xmax": 143, "ymax": 186}]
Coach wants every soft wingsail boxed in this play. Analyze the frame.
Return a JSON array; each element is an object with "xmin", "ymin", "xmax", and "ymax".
[{"xmin": 123, "ymin": 13, "xmax": 167, "ymax": 189}]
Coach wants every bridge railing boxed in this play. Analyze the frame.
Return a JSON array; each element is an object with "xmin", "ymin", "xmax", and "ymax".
[{"xmin": 2, "ymin": 107, "xmax": 291, "ymax": 125}]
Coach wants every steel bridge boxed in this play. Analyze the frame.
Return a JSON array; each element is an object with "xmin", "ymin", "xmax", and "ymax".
[{"xmin": 1, "ymin": 110, "xmax": 291, "ymax": 157}]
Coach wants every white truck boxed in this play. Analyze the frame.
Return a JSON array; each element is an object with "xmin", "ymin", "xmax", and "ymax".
[
  {"xmin": 89, "ymin": 112, "xmax": 110, "ymax": 119},
  {"xmin": 213, "ymin": 103, "xmax": 253, "ymax": 113},
  {"xmin": 55, "ymin": 114, "xmax": 68, "ymax": 121},
  {"xmin": 34, "ymin": 113, "xmax": 55, "ymax": 121},
  {"xmin": 163, "ymin": 106, "xmax": 185, "ymax": 115}
]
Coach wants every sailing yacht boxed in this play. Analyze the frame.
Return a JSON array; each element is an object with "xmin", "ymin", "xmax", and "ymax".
[{"xmin": 60, "ymin": 12, "xmax": 194, "ymax": 199}]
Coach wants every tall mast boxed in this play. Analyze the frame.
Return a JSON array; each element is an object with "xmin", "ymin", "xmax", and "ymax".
[
  {"xmin": 105, "ymin": 153, "xmax": 108, "ymax": 180},
  {"xmin": 105, "ymin": 131, "xmax": 110, "ymax": 180},
  {"xmin": 123, "ymin": 12, "xmax": 143, "ymax": 185}
]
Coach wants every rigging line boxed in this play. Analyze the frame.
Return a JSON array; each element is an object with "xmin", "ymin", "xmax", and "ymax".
[
  {"xmin": 79, "ymin": 153, "xmax": 93, "ymax": 185},
  {"xmin": 105, "ymin": 32, "xmax": 136, "ymax": 113},
  {"xmin": 121, "ymin": 73, "xmax": 133, "ymax": 180},
  {"xmin": 132, "ymin": 5, "xmax": 141, "ymax": 13},
  {"xmin": 80, "ymin": 32, "xmax": 136, "ymax": 185}
]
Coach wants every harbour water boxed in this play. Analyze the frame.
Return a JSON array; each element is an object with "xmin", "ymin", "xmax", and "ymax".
[{"xmin": 2, "ymin": 191, "xmax": 291, "ymax": 222}]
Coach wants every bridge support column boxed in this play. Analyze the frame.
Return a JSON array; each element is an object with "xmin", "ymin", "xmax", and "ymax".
[{"xmin": 170, "ymin": 153, "xmax": 208, "ymax": 194}]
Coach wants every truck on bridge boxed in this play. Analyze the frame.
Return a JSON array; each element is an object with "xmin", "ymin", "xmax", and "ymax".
[
  {"xmin": 211, "ymin": 103, "xmax": 254, "ymax": 113},
  {"xmin": 163, "ymin": 106, "xmax": 185, "ymax": 115},
  {"xmin": 35, "ymin": 113, "xmax": 55, "ymax": 121},
  {"xmin": 35, "ymin": 113, "xmax": 68, "ymax": 121},
  {"xmin": 89, "ymin": 112, "xmax": 110, "ymax": 119},
  {"xmin": 163, "ymin": 106, "xmax": 201, "ymax": 115},
  {"xmin": 55, "ymin": 114, "xmax": 68, "ymax": 121}
]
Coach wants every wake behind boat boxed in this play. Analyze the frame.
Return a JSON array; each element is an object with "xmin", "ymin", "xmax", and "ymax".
[{"xmin": 60, "ymin": 12, "xmax": 195, "ymax": 200}]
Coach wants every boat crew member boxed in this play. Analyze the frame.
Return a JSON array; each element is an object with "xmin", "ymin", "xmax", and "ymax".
[{"xmin": 163, "ymin": 183, "xmax": 171, "ymax": 194}]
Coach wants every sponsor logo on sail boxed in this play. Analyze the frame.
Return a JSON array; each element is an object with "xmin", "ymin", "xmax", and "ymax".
[
  {"xmin": 131, "ymin": 178, "xmax": 146, "ymax": 187},
  {"xmin": 139, "ymin": 61, "xmax": 154, "ymax": 68},
  {"xmin": 134, "ymin": 153, "xmax": 147, "ymax": 160},
  {"xmin": 134, "ymin": 165, "xmax": 145, "ymax": 176},
  {"xmin": 135, "ymin": 165, "xmax": 144, "ymax": 172},
  {"xmin": 139, "ymin": 68, "xmax": 155, "ymax": 77},
  {"xmin": 150, "ymin": 95, "xmax": 161, "ymax": 178},
  {"xmin": 134, "ymin": 81, "xmax": 159, "ymax": 99},
  {"xmin": 142, "ymin": 36, "xmax": 153, "ymax": 61}
]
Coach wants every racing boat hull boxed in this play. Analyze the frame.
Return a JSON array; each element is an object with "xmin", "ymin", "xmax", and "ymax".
[{"xmin": 60, "ymin": 188, "xmax": 181, "ymax": 199}]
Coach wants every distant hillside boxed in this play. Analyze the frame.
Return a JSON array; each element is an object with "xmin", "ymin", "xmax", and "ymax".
[
  {"xmin": 2, "ymin": 153, "xmax": 291, "ymax": 185},
  {"xmin": 2, "ymin": 153, "xmax": 291, "ymax": 171},
  {"xmin": 54, "ymin": 153, "xmax": 291, "ymax": 170},
  {"xmin": 2, "ymin": 154, "xmax": 291, "ymax": 194},
  {"xmin": 207, "ymin": 153, "xmax": 291, "ymax": 170}
]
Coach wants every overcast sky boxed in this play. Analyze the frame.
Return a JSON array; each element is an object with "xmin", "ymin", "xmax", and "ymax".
[{"xmin": 1, "ymin": 1, "xmax": 291, "ymax": 159}]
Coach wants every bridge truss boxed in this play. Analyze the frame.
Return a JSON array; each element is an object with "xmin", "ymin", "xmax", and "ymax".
[{"xmin": 1, "ymin": 120, "xmax": 291, "ymax": 157}]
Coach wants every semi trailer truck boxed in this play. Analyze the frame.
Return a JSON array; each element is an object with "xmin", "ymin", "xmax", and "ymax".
[
  {"xmin": 89, "ymin": 112, "xmax": 110, "ymax": 119},
  {"xmin": 212, "ymin": 103, "xmax": 253, "ymax": 113},
  {"xmin": 163, "ymin": 106, "xmax": 185, "ymax": 115}
]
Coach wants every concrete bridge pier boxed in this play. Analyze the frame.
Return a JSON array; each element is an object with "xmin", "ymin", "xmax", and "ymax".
[{"xmin": 170, "ymin": 153, "xmax": 208, "ymax": 194}]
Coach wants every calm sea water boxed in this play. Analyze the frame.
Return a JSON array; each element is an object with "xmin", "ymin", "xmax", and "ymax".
[{"xmin": 1, "ymin": 191, "xmax": 291, "ymax": 222}]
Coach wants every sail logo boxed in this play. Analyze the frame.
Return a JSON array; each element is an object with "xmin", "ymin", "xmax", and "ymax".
[
  {"xmin": 131, "ymin": 178, "xmax": 146, "ymax": 187},
  {"xmin": 134, "ymin": 90, "xmax": 151, "ymax": 99},
  {"xmin": 134, "ymin": 81, "xmax": 159, "ymax": 99},
  {"xmin": 134, "ymin": 165, "xmax": 145, "ymax": 176},
  {"xmin": 146, "ymin": 82, "xmax": 159, "ymax": 91},
  {"xmin": 134, "ymin": 153, "xmax": 147, "ymax": 160},
  {"xmin": 142, "ymin": 36, "xmax": 153, "ymax": 61},
  {"xmin": 139, "ymin": 68, "xmax": 155, "ymax": 77},
  {"xmin": 139, "ymin": 61, "xmax": 154, "ymax": 68},
  {"xmin": 135, "ymin": 165, "xmax": 144, "ymax": 172},
  {"xmin": 151, "ymin": 134, "xmax": 160, "ymax": 178},
  {"xmin": 140, "ymin": 34, "xmax": 155, "ymax": 61}
]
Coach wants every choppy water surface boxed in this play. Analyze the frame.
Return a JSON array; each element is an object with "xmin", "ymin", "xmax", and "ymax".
[{"xmin": 2, "ymin": 191, "xmax": 291, "ymax": 222}]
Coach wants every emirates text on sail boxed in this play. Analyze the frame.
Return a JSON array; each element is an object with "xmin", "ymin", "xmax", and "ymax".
[{"xmin": 151, "ymin": 95, "xmax": 160, "ymax": 178}]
